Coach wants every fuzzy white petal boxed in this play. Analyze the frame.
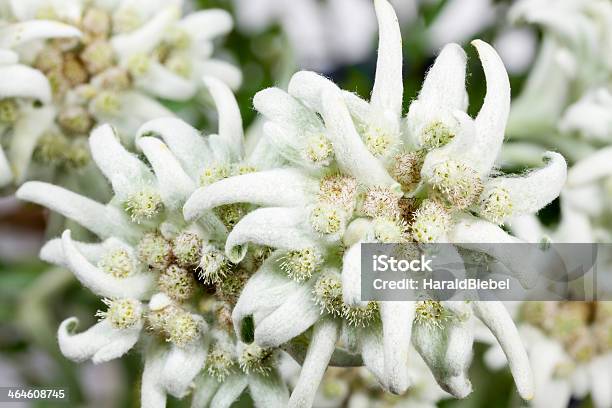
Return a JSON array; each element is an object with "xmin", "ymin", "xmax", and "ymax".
[
  {"xmin": 254, "ymin": 283, "xmax": 320, "ymax": 348},
  {"xmin": 111, "ymin": 6, "xmax": 179, "ymax": 60},
  {"xmin": 567, "ymin": 146, "xmax": 612, "ymax": 186},
  {"xmin": 341, "ymin": 242, "xmax": 368, "ymax": 307},
  {"xmin": 471, "ymin": 301, "xmax": 533, "ymax": 400},
  {"xmin": 178, "ymin": 9, "xmax": 232, "ymax": 40},
  {"xmin": 184, "ymin": 169, "xmax": 317, "ymax": 222},
  {"xmin": 380, "ymin": 301, "xmax": 414, "ymax": 394},
  {"xmin": 253, "ymin": 87, "xmax": 323, "ymax": 133},
  {"xmin": 9, "ymin": 105, "xmax": 54, "ymax": 184},
  {"xmin": 483, "ymin": 152, "xmax": 567, "ymax": 220},
  {"xmin": 471, "ymin": 40, "xmax": 511, "ymax": 175},
  {"xmin": 191, "ymin": 374, "xmax": 220, "ymax": 408},
  {"xmin": 16, "ymin": 182, "xmax": 140, "ymax": 241},
  {"xmin": 0, "ymin": 49, "xmax": 18, "ymax": 65},
  {"xmin": 371, "ymin": 0, "xmax": 403, "ymax": 119},
  {"xmin": 161, "ymin": 336, "xmax": 209, "ymax": 398},
  {"xmin": 61, "ymin": 230, "xmax": 155, "ymax": 299},
  {"xmin": 590, "ymin": 357, "xmax": 612, "ymax": 408},
  {"xmin": 288, "ymin": 319, "xmax": 340, "ymax": 408},
  {"xmin": 135, "ymin": 62, "xmax": 196, "ymax": 101},
  {"xmin": 416, "ymin": 43, "xmax": 468, "ymax": 113},
  {"xmin": 58, "ymin": 317, "xmax": 142, "ymax": 364},
  {"xmin": 137, "ymin": 137, "xmax": 196, "ymax": 210},
  {"xmin": 449, "ymin": 216, "xmax": 538, "ymax": 288},
  {"xmin": 90, "ymin": 124, "xmax": 155, "ymax": 199},
  {"xmin": 0, "ymin": 64, "xmax": 51, "ymax": 102},
  {"xmin": 225, "ymin": 207, "xmax": 319, "ymax": 263},
  {"xmin": 359, "ymin": 326, "xmax": 385, "ymax": 385},
  {"xmin": 321, "ymin": 87, "xmax": 396, "ymax": 187},
  {"xmin": 137, "ymin": 117, "xmax": 212, "ymax": 178},
  {"xmin": 39, "ymin": 237, "xmax": 107, "ymax": 265},
  {"xmin": 203, "ymin": 76, "xmax": 244, "ymax": 161},
  {"xmin": 0, "ymin": 21, "xmax": 81, "ymax": 48},
  {"xmin": 141, "ymin": 345, "xmax": 168, "ymax": 408},
  {"xmin": 193, "ymin": 59, "xmax": 242, "ymax": 91},
  {"xmin": 288, "ymin": 71, "xmax": 336, "ymax": 112},
  {"xmin": 412, "ymin": 320, "xmax": 473, "ymax": 398},
  {"xmin": 210, "ymin": 375, "xmax": 248, "ymax": 408},
  {"xmin": 248, "ymin": 371, "xmax": 290, "ymax": 408},
  {"xmin": 232, "ymin": 255, "xmax": 300, "ymax": 341}
]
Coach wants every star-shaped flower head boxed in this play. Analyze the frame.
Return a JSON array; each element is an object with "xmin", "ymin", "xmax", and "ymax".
[
  {"xmin": 15, "ymin": 78, "xmax": 288, "ymax": 407},
  {"xmin": 0, "ymin": 0, "xmax": 240, "ymax": 188},
  {"xmin": 184, "ymin": 0, "xmax": 567, "ymax": 404}
]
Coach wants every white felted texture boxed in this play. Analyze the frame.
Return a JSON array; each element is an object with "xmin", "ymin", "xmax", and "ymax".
[
  {"xmin": 225, "ymin": 207, "xmax": 319, "ymax": 263},
  {"xmin": 248, "ymin": 371, "xmax": 290, "ymax": 408},
  {"xmin": 178, "ymin": 9, "xmax": 233, "ymax": 41},
  {"xmin": 471, "ymin": 40, "xmax": 511, "ymax": 176},
  {"xmin": 16, "ymin": 182, "xmax": 140, "ymax": 242},
  {"xmin": 184, "ymin": 169, "xmax": 317, "ymax": 222},
  {"xmin": 471, "ymin": 301, "xmax": 534, "ymax": 400},
  {"xmin": 203, "ymin": 76, "xmax": 244, "ymax": 161},
  {"xmin": 135, "ymin": 62, "xmax": 196, "ymax": 101},
  {"xmin": 58, "ymin": 317, "xmax": 142, "ymax": 364},
  {"xmin": 137, "ymin": 137, "xmax": 196, "ymax": 210},
  {"xmin": 0, "ymin": 64, "xmax": 51, "ymax": 102},
  {"xmin": 137, "ymin": 117, "xmax": 212, "ymax": 179},
  {"xmin": 380, "ymin": 301, "xmax": 414, "ymax": 394},
  {"xmin": 0, "ymin": 20, "xmax": 81, "ymax": 48},
  {"xmin": 321, "ymin": 87, "xmax": 396, "ymax": 187},
  {"xmin": 483, "ymin": 152, "xmax": 567, "ymax": 218},
  {"xmin": 90, "ymin": 124, "xmax": 156, "ymax": 199},
  {"xmin": 210, "ymin": 375, "xmax": 248, "ymax": 408},
  {"xmin": 567, "ymin": 146, "xmax": 612, "ymax": 186},
  {"xmin": 371, "ymin": 0, "xmax": 403, "ymax": 119},
  {"xmin": 412, "ymin": 320, "xmax": 472, "ymax": 398},
  {"xmin": 449, "ymin": 215, "xmax": 539, "ymax": 288},
  {"xmin": 111, "ymin": 6, "xmax": 179, "ymax": 59},
  {"xmin": 288, "ymin": 319, "xmax": 340, "ymax": 408},
  {"xmin": 61, "ymin": 231, "xmax": 155, "ymax": 300},
  {"xmin": 254, "ymin": 282, "xmax": 320, "ymax": 348}
]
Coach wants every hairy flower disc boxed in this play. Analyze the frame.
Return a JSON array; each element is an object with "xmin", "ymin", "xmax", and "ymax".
[
  {"xmin": 158, "ymin": 264, "xmax": 196, "ymax": 302},
  {"xmin": 124, "ymin": 189, "xmax": 164, "ymax": 223},
  {"xmin": 410, "ymin": 200, "xmax": 451, "ymax": 243},
  {"xmin": 166, "ymin": 312, "xmax": 201, "ymax": 347},
  {"xmin": 420, "ymin": 121, "xmax": 455, "ymax": 150},
  {"xmin": 318, "ymin": 174, "xmax": 358, "ymax": 212},
  {"xmin": 279, "ymin": 248, "xmax": 324, "ymax": 282},
  {"xmin": 304, "ymin": 134, "xmax": 334, "ymax": 165},
  {"xmin": 430, "ymin": 161, "xmax": 483, "ymax": 209},
  {"xmin": 98, "ymin": 248, "xmax": 136, "ymax": 278},
  {"xmin": 310, "ymin": 203, "xmax": 345, "ymax": 235},
  {"xmin": 97, "ymin": 298, "xmax": 141, "ymax": 329},
  {"xmin": 390, "ymin": 151, "xmax": 424, "ymax": 191},
  {"xmin": 238, "ymin": 343, "xmax": 273, "ymax": 376},
  {"xmin": 173, "ymin": 232, "xmax": 203, "ymax": 267},
  {"xmin": 313, "ymin": 272, "xmax": 344, "ymax": 317},
  {"xmin": 206, "ymin": 343, "xmax": 237, "ymax": 381},
  {"xmin": 480, "ymin": 187, "xmax": 513, "ymax": 225},
  {"xmin": 137, "ymin": 233, "xmax": 173, "ymax": 270},
  {"xmin": 361, "ymin": 186, "xmax": 401, "ymax": 219}
]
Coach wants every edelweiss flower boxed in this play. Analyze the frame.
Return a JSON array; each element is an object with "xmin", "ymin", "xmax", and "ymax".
[
  {"xmin": 183, "ymin": 0, "xmax": 567, "ymax": 405},
  {"xmin": 14, "ymin": 78, "xmax": 283, "ymax": 407},
  {"xmin": 505, "ymin": 0, "xmax": 612, "ymax": 161},
  {"xmin": 484, "ymin": 302, "xmax": 612, "ymax": 408},
  {"xmin": 0, "ymin": 0, "xmax": 240, "ymax": 187}
]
